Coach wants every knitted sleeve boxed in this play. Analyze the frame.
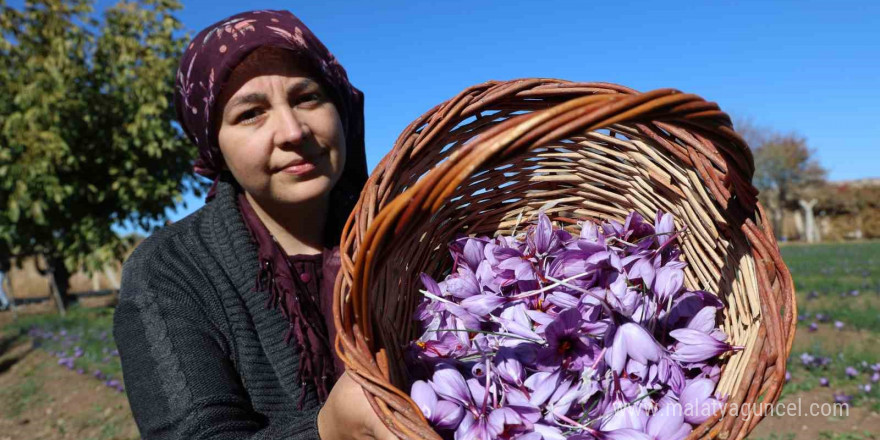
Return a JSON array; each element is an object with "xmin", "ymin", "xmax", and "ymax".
[{"xmin": 114, "ymin": 232, "xmax": 321, "ymax": 440}]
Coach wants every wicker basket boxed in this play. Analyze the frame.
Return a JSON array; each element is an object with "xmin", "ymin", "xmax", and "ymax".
[{"xmin": 333, "ymin": 79, "xmax": 796, "ymax": 440}]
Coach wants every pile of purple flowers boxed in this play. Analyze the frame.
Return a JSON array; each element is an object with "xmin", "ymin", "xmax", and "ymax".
[{"xmin": 406, "ymin": 211, "xmax": 741, "ymax": 440}]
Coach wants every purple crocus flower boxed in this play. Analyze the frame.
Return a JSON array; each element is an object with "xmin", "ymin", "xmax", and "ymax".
[
  {"xmin": 833, "ymin": 391, "xmax": 853, "ymax": 406},
  {"xmin": 414, "ymin": 332, "xmax": 469, "ymax": 359},
  {"xmin": 819, "ymin": 377, "xmax": 829, "ymax": 387},
  {"xmin": 494, "ymin": 349, "xmax": 525, "ymax": 386},
  {"xmin": 871, "ymin": 372, "xmax": 880, "ymax": 383},
  {"xmin": 669, "ymin": 328, "xmax": 737, "ymax": 363},
  {"xmin": 542, "ymin": 378, "xmax": 583, "ymax": 424},
  {"xmin": 455, "ymin": 411, "xmax": 501, "ymax": 440},
  {"xmin": 623, "ymin": 211, "xmax": 655, "ymax": 242},
  {"xmin": 645, "ymin": 402, "xmax": 691, "ymax": 440},
  {"xmin": 808, "ymin": 322, "xmax": 818, "ymax": 332},
  {"xmin": 845, "ymin": 366, "xmax": 858, "ymax": 378},
  {"xmin": 456, "ymin": 382, "xmax": 530, "ymax": 440},
  {"xmin": 654, "ymin": 211, "xmax": 675, "ymax": 247},
  {"xmin": 496, "ymin": 304, "xmax": 542, "ymax": 342},
  {"xmin": 460, "ymin": 237, "xmax": 488, "ymax": 272},
  {"xmin": 649, "ymin": 356, "xmax": 686, "ymax": 395},
  {"xmin": 503, "ymin": 387, "xmax": 542, "ymax": 427},
  {"xmin": 537, "ymin": 308, "xmax": 597, "ymax": 371},
  {"xmin": 498, "ymin": 251, "xmax": 539, "ymax": 283},
  {"xmin": 606, "ymin": 276, "xmax": 641, "ymax": 317},
  {"xmin": 546, "ymin": 291, "xmax": 580, "ymax": 309},
  {"xmin": 446, "ymin": 265, "xmax": 482, "ymax": 299},
  {"xmin": 680, "ymin": 378, "xmax": 724, "ymax": 425},
  {"xmin": 685, "ymin": 306, "xmax": 719, "ymax": 334},
  {"xmin": 858, "ymin": 383, "xmax": 872, "ymax": 393},
  {"xmin": 460, "ymin": 293, "xmax": 507, "ymax": 318},
  {"xmin": 600, "ymin": 393, "xmax": 649, "ymax": 433},
  {"xmin": 800, "ymin": 352, "xmax": 815, "ymax": 367},
  {"xmin": 652, "ymin": 266, "xmax": 684, "ymax": 307},
  {"xmin": 606, "ymin": 322, "xmax": 663, "ymax": 374},
  {"xmin": 439, "ymin": 366, "xmax": 490, "ymax": 407},
  {"xmin": 528, "ymin": 212, "xmax": 559, "ymax": 257},
  {"xmin": 411, "ymin": 380, "xmax": 464, "ymax": 429},
  {"xmin": 524, "ymin": 370, "xmax": 561, "ymax": 407},
  {"xmin": 664, "ymin": 291, "xmax": 724, "ymax": 330},
  {"xmin": 834, "ymin": 321, "xmax": 844, "ymax": 331}
]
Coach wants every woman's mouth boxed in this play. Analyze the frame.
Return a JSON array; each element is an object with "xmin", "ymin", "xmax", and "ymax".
[{"xmin": 279, "ymin": 154, "xmax": 322, "ymax": 176}]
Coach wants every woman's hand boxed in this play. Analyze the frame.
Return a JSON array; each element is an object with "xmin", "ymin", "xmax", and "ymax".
[{"xmin": 317, "ymin": 372, "xmax": 397, "ymax": 440}]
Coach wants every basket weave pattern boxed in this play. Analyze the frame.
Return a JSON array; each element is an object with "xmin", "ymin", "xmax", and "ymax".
[{"xmin": 333, "ymin": 79, "xmax": 796, "ymax": 440}]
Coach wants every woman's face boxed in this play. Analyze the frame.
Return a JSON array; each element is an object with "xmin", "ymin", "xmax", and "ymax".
[{"xmin": 217, "ymin": 52, "xmax": 346, "ymax": 208}]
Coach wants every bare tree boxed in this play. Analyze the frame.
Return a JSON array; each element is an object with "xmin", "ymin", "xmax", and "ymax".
[{"xmin": 751, "ymin": 133, "xmax": 827, "ymax": 238}]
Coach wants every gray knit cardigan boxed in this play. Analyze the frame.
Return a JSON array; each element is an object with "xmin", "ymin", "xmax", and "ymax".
[{"xmin": 114, "ymin": 177, "xmax": 338, "ymax": 440}]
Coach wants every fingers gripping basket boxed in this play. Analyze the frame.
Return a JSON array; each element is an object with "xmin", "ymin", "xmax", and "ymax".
[{"xmin": 333, "ymin": 79, "xmax": 796, "ymax": 440}]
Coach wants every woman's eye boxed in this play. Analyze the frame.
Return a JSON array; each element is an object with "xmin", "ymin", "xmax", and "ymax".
[
  {"xmin": 236, "ymin": 108, "xmax": 263, "ymax": 124},
  {"xmin": 295, "ymin": 93, "xmax": 322, "ymax": 106}
]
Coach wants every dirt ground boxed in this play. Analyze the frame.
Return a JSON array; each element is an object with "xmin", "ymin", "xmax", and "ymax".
[
  {"xmin": 748, "ymin": 389, "xmax": 880, "ymax": 439},
  {"xmin": 0, "ymin": 326, "xmax": 138, "ymax": 440}
]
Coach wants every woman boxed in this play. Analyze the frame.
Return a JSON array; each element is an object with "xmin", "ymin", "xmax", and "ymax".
[{"xmin": 114, "ymin": 10, "xmax": 393, "ymax": 440}]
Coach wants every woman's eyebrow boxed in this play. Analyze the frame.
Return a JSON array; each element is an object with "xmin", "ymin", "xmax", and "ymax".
[
  {"xmin": 227, "ymin": 93, "xmax": 267, "ymax": 110},
  {"xmin": 226, "ymin": 79, "xmax": 317, "ymax": 112}
]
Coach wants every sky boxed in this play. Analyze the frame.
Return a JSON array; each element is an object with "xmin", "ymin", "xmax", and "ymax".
[{"xmin": 16, "ymin": 0, "xmax": 878, "ymax": 233}]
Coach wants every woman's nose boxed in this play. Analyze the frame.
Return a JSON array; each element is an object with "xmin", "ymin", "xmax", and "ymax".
[{"xmin": 274, "ymin": 107, "xmax": 308, "ymax": 147}]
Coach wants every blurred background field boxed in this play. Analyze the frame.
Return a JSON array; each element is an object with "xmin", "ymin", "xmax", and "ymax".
[
  {"xmin": 747, "ymin": 241, "xmax": 880, "ymax": 440},
  {"xmin": 2, "ymin": 240, "xmax": 878, "ymax": 439}
]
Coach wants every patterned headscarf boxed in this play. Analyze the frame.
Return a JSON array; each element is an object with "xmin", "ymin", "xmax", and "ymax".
[{"xmin": 173, "ymin": 10, "xmax": 368, "ymax": 404}]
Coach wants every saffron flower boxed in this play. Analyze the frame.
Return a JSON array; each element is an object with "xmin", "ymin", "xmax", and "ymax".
[{"xmin": 407, "ymin": 210, "xmax": 736, "ymax": 439}]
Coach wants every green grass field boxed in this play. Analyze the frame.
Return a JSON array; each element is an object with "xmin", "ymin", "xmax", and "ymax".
[{"xmin": 778, "ymin": 241, "xmax": 880, "ymax": 412}]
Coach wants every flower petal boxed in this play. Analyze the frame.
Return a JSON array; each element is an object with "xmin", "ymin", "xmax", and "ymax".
[
  {"xmin": 670, "ymin": 329, "xmax": 733, "ymax": 363},
  {"xmin": 686, "ymin": 306, "xmax": 717, "ymax": 333},
  {"xmin": 411, "ymin": 380, "xmax": 438, "ymax": 417},
  {"xmin": 646, "ymin": 402, "xmax": 685, "ymax": 439},
  {"xmin": 524, "ymin": 370, "xmax": 560, "ymax": 406},
  {"xmin": 433, "ymin": 400, "xmax": 465, "ymax": 429},
  {"xmin": 460, "ymin": 294, "xmax": 506, "ymax": 317},
  {"xmin": 431, "ymin": 367, "xmax": 471, "ymax": 406}
]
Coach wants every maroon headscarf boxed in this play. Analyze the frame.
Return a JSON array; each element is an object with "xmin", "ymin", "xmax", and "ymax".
[{"xmin": 173, "ymin": 10, "xmax": 367, "ymax": 404}]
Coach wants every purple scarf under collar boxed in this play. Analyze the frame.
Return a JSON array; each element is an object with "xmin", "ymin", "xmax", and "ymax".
[{"xmin": 237, "ymin": 191, "xmax": 342, "ymax": 406}]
